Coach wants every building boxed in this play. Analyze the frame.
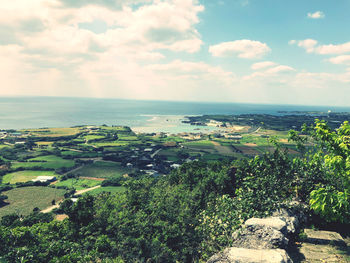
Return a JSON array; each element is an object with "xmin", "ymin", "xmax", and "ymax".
[
  {"xmin": 170, "ymin": 164, "xmax": 181, "ymax": 169},
  {"xmin": 32, "ymin": 176, "xmax": 57, "ymax": 183}
]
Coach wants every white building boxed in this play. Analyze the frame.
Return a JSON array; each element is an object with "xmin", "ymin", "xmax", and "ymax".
[{"xmin": 32, "ymin": 176, "xmax": 57, "ymax": 183}]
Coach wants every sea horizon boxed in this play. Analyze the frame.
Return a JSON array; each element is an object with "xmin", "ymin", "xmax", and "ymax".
[{"xmin": 1, "ymin": 96, "xmax": 350, "ymax": 132}]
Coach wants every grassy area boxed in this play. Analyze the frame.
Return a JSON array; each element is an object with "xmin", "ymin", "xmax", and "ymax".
[
  {"xmin": 60, "ymin": 151, "xmax": 98, "ymax": 158},
  {"xmin": 118, "ymin": 135, "xmax": 139, "ymax": 141},
  {"xmin": 85, "ymin": 186, "xmax": 126, "ymax": 195},
  {"xmin": 0, "ymin": 145, "xmax": 10, "ymax": 149},
  {"xmin": 55, "ymin": 178, "xmax": 101, "ymax": 190},
  {"xmin": 23, "ymin": 127, "xmax": 81, "ymax": 138},
  {"xmin": 183, "ymin": 140, "xmax": 216, "ymax": 152},
  {"xmin": 0, "ymin": 186, "xmax": 66, "ymax": 218},
  {"xmin": 158, "ymin": 149, "xmax": 181, "ymax": 162},
  {"xmin": 99, "ymin": 126, "xmax": 130, "ymax": 132},
  {"xmin": 2, "ymin": 170, "xmax": 57, "ymax": 184},
  {"xmin": 35, "ymin": 141, "xmax": 54, "ymax": 146},
  {"xmin": 12, "ymin": 155, "xmax": 75, "ymax": 170},
  {"xmin": 68, "ymin": 161, "xmax": 130, "ymax": 178},
  {"xmin": 91, "ymin": 141, "xmax": 130, "ymax": 147},
  {"xmin": 83, "ymin": 135, "xmax": 105, "ymax": 141}
]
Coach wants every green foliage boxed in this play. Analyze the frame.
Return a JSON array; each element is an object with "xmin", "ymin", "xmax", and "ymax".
[
  {"xmin": 290, "ymin": 120, "xmax": 350, "ymax": 223},
  {"xmin": 1, "ymin": 119, "xmax": 349, "ymax": 262}
]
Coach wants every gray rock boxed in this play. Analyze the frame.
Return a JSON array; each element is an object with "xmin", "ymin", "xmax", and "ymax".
[
  {"xmin": 304, "ymin": 229, "xmax": 347, "ymax": 247},
  {"xmin": 207, "ymin": 247, "xmax": 293, "ymax": 263},
  {"xmin": 245, "ymin": 217, "xmax": 287, "ymax": 234},
  {"xmin": 232, "ymin": 225, "xmax": 289, "ymax": 249}
]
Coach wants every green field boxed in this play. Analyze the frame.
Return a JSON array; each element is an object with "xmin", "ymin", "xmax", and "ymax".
[
  {"xmin": 68, "ymin": 161, "xmax": 130, "ymax": 178},
  {"xmin": 118, "ymin": 134, "xmax": 139, "ymax": 141},
  {"xmin": 183, "ymin": 140, "xmax": 216, "ymax": 152},
  {"xmin": 55, "ymin": 178, "xmax": 101, "ymax": 190},
  {"xmin": 85, "ymin": 186, "xmax": 126, "ymax": 195},
  {"xmin": 91, "ymin": 141, "xmax": 130, "ymax": 147},
  {"xmin": 99, "ymin": 126, "xmax": 130, "ymax": 132},
  {"xmin": 60, "ymin": 150, "xmax": 98, "ymax": 158},
  {"xmin": 0, "ymin": 145, "xmax": 10, "ymax": 149},
  {"xmin": 0, "ymin": 186, "xmax": 66, "ymax": 218},
  {"xmin": 12, "ymin": 155, "xmax": 75, "ymax": 170},
  {"xmin": 83, "ymin": 135, "xmax": 105, "ymax": 141},
  {"xmin": 23, "ymin": 127, "xmax": 82, "ymax": 138},
  {"xmin": 2, "ymin": 170, "xmax": 57, "ymax": 184}
]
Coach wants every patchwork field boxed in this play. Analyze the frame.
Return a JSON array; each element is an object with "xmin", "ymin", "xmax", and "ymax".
[
  {"xmin": 23, "ymin": 127, "xmax": 82, "ymax": 137},
  {"xmin": 2, "ymin": 170, "xmax": 57, "ymax": 184},
  {"xmin": 68, "ymin": 161, "xmax": 130, "ymax": 179},
  {"xmin": 0, "ymin": 186, "xmax": 66, "ymax": 218},
  {"xmin": 12, "ymin": 155, "xmax": 75, "ymax": 170},
  {"xmin": 183, "ymin": 140, "xmax": 216, "ymax": 152},
  {"xmin": 90, "ymin": 141, "xmax": 131, "ymax": 147},
  {"xmin": 55, "ymin": 178, "xmax": 101, "ymax": 190},
  {"xmin": 84, "ymin": 186, "xmax": 126, "ymax": 195}
]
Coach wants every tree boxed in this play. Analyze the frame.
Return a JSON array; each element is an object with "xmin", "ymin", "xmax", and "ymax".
[{"xmin": 290, "ymin": 120, "xmax": 350, "ymax": 223}]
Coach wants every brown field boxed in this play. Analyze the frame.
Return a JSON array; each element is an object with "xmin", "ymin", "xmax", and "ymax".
[
  {"xmin": 24, "ymin": 127, "xmax": 81, "ymax": 138},
  {"xmin": 244, "ymin": 143, "xmax": 257, "ymax": 147},
  {"xmin": 235, "ymin": 145, "xmax": 261, "ymax": 156}
]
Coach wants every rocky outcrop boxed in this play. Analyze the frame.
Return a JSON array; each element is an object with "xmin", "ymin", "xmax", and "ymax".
[
  {"xmin": 231, "ymin": 224, "xmax": 289, "ymax": 249},
  {"xmin": 207, "ymin": 247, "xmax": 292, "ymax": 263},
  {"xmin": 207, "ymin": 203, "xmax": 308, "ymax": 263}
]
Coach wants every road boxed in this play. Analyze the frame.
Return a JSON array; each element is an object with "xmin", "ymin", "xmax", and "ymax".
[{"xmin": 41, "ymin": 185, "xmax": 101, "ymax": 213}]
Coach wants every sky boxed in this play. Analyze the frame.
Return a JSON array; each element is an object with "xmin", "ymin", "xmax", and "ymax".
[{"xmin": 1, "ymin": 0, "xmax": 350, "ymax": 106}]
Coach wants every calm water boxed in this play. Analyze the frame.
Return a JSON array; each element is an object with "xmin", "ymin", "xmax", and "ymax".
[{"xmin": 1, "ymin": 97, "xmax": 349, "ymax": 133}]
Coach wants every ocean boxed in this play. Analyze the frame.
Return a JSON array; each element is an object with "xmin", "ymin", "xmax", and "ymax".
[{"xmin": 1, "ymin": 97, "xmax": 349, "ymax": 133}]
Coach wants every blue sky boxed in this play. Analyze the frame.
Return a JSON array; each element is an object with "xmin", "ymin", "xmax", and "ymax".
[{"xmin": 0, "ymin": 0, "xmax": 349, "ymax": 106}]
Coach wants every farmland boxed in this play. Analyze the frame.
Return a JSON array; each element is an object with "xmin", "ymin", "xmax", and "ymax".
[
  {"xmin": 12, "ymin": 155, "xmax": 75, "ymax": 170},
  {"xmin": 2, "ymin": 170, "xmax": 57, "ymax": 184},
  {"xmin": 55, "ymin": 178, "xmax": 101, "ymax": 190},
  {"xmin": 0, "ymin": 119, "xmax": 318, "ymax": 219},
  {"xmin": 0, "ymin": 187, "xmax": 66, "ymax": 218},
  {"xmin": 68, "ymin": 161, "xmax": 131, "ymax": 179},
  {"xmin": 83, "ymin": 186, "xmax": 126, "ymax": 195}
]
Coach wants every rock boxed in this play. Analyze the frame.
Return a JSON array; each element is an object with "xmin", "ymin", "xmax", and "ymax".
[
  {"xmin": 232, "ymin": 225, "xmax": 289, "ymax": 249},
  {"xmin": 245, "ymin": 217, "xmax": 287, "ymax": 234},
  {"xmin": 207, "ymin": 247, "xmax": 293, "ymax": 263},
  {"xmin": 304, "ymin": 229, "xmax": 347, "ymax": 247}
]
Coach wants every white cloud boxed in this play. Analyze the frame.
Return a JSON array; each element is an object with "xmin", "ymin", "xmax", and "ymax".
[
  {"xmin": 329, "ymin": 55, "xmax": 350, "ymax": 65},
  {"xmin": 244, "ymin": 64, "xmax": 295, "ymax": 80},
  {"xmin": 307, "ymin": 11, "xmax": 325, "ymax": 19},
  {"xmin": 316, "ymin": 42, "xmax": 350, "ymax": 55},
  {"xmin": 251, "ymin": 61, "xmax": 276, "ymax": 70},
  {"xmin": 292, "ymin": 39, "xmax": 350, "ymax": 55},
  {"xmin": 297, "ymin": 39, "xmax": 318, "ymax": 53},
  {"xmin": 209, "ymin": 39, "xmax": 271, "ymax": 59},
  {"xmin": 0, "ymin": 0, "xmax": 207, "ymax": 98},
  {"xmin": 265, "ymin": 65, "xmax": 295, "ymax": 74}
]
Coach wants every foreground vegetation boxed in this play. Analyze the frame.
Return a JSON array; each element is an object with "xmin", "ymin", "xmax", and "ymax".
[{"xmin": 0, "ymin": 119, "xmax": 348, "ymax": 262}]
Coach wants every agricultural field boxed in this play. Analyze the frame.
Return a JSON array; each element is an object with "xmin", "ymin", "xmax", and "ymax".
[
  {"xmin": 90, "ymin": 141, "xmax": 131, "ymax": 147},
  {"xmin": 0, "ymin": 186, "xmax": 66, "ymax": 218},
  {"xmin": 84, "ymin": 186, "xmax": 126, "ymax": 195},
  {"xmin": 2, "ymin": 170, "xmax": 57, "ymax": 184},
  {"xmin": 55, "ymin": 178, "xmax": 101, "ymax": 190},
  {"xmin": 67, "ymin": 161, "xmax": 131, "ymax": 179},
  {"xmin": 0, "ymin": 145, "xmax": 10, "ymax": 149},
  {"xmin": 83, "ymin": 135, "xmax": 105, "ymax": 141},
  {"xmin": 35, "ymin": 141, "xmax": 54, "ymax": 147},
  {"xmin": 23, "ymin": 127, "xmax": 82, "ymax": 137},
  {"xmin": 11, "ymin": 155, "xmax": 75, "ymax": 170},
  {"xmin": 183, "ymin": 140, "xmax": 216, "ymax": 152},
  {"xmin": 118, "ymin": 134, "xmax": 139, "ymax": 141},
  {"xmin": 60, "ymin": 150, "xmax": 99, "ymax": 158},
  {"xmin": 99, "ymin": 126, "xmax": 129, "ymax": 131}
]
